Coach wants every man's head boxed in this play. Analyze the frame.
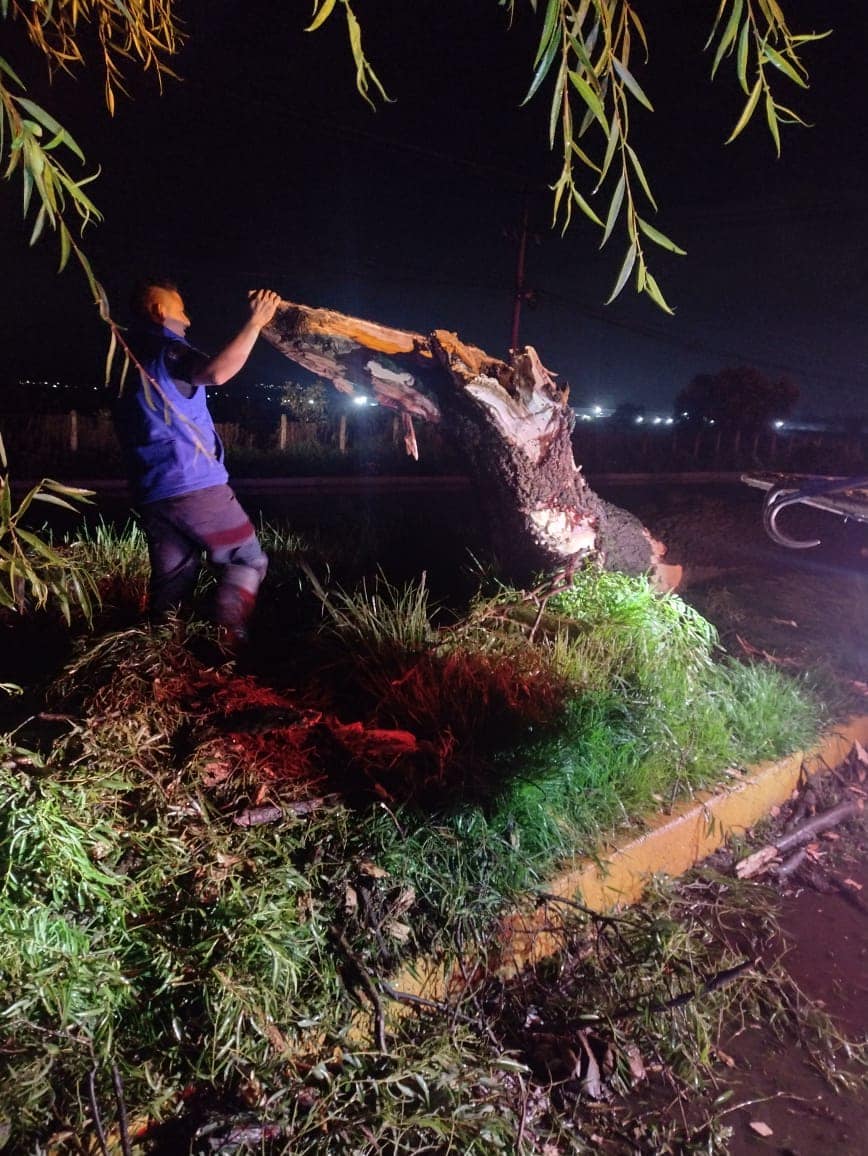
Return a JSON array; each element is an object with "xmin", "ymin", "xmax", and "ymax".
[{"xmin": 130, "ymin": 279, "xmax": 191, "ymax": 336}]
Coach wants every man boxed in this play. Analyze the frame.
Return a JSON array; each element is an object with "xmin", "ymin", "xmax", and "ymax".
[{"xmin": 115, "ymin": 280, "xmax": 281, "ymax": 650}]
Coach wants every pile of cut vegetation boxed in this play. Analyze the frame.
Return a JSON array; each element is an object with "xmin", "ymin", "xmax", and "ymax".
[{"xmin": 0, "ymin": 523, "xmax": 838, "ymax": 1152}]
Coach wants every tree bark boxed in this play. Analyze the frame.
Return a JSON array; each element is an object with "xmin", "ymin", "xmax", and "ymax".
[{"xmin": 263, "ymin": 302, "xmax": 680, "ymax": 589}]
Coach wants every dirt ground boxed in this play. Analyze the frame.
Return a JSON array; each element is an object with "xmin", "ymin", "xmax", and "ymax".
[{"xmin": 601, "ymin": 480, "xmax": 868, "ymax": 1156}]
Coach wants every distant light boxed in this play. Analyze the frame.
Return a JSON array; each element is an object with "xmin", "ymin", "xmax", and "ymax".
[
  {"xmin": 635, "ymin": 415, "xmax": 644, "ymax": 424},
  {"xmin": 352, "ymin": 395, "xmax": 368, "ymax": 406},
  {"xmin": 708, "ymin": 419, "xmax": 715, "ymax": 425},
  {"xmin": 592, "ymin": 404, "xmax": 602, "ymax": 414},
  {"xmin": 652, "ymin": 416, "xmax": 662, "ymax": 425},
  {"xmin": 773, "ymin": 420, "xmax": 784, "ymax": 429},
  {"xmin": 308, "ymin": 398, "xmax": 316, "ymax": 405},
  {"xmin": 665, "ymin": 417, "xmax": 674, "ymax": 425},
  {"xmin": 581, "ymin": 414, "xmax": 592, "ymax": 421},
  {"xmin": 681, "ymin": 411, "xmax": 688, "ymax": 418}
]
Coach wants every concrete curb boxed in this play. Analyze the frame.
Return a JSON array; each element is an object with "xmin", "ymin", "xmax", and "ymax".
[{"xmin": 393, "ymin": 715, "xmax": 868, "ymax": 1001}]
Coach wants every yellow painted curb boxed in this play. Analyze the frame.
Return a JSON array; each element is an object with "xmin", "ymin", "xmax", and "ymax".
[{"xmin": 389, "ymin": 715, "xmax": 868, "ymax": 1005}]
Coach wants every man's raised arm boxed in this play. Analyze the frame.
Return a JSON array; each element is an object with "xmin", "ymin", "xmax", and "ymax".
[{"xmin": 193, "ymin": 289, "xmax": 281, "ymax": 387}]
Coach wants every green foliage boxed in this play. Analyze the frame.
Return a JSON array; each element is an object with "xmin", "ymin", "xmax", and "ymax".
[
  {"xmin": 525, "ymin": 0, "xmax": 823, "ymax": 308},
  {"xmin": 322, "ymin": 571, "xmax": 437, "ymax": 668},
  {"xmin": 313, "ymin": 0, "xmax": 824, "ymax": 311},
  {"xmin": 0, "ymin": 53, "xmax": 100, "ymax": 283},
  {"xmin": 706, "ymin": 0, "xmax": 831, "ymax": 154},
  {"xmin": 305, "ymin": 0, "xmax": 389, "ymax": 108},
  {"xmin": 1, "ymin": 1, "xmax": 178, "ymax": 303},
  {"xmin": 315, "ymin": 567, "xmax": 825, "ymax": 855},
  {"xmin": 0, "ymin": 431, "xmax": 98, "ymax": 627},
  {"xmin": 520, "ymin": 0, "xmax": 823, "ymax": 308},
  {"xmin": 0, "ymin": 544, "xmax": 836, "ymax": 1148},
  {"xmin": 63, "ymin": 516, "xmax": 150, "ymax": 604}
]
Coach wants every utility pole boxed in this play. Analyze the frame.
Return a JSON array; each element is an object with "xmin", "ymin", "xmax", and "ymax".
[{"xmin": 509, "ymin": 195, "xmax": 530, "ymax": 355}]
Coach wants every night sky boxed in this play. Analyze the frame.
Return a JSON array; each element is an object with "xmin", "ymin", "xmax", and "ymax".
[{"xmin": 1, "ymin": 0, "xmax": 866, "ymax": 417}]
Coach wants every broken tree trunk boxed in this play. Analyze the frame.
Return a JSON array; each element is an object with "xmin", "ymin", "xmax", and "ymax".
[{"xmin": 263, "ymin": 302, "xmax": 680, "ymax": 589}]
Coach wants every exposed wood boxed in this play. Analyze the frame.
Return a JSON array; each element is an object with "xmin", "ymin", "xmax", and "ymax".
[
  {"xmin": 773, "ymin": 800, "xmax": 859, "ymax": 855},
  {"xmin": 263, "ymin": 300, "xmax": 676, "ymax": 587}
]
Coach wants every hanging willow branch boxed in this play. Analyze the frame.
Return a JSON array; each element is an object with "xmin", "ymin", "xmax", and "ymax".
[
  {"xmin": 1, "ymin": 2, "xmax": 179, "ymax": 309},
  {"xmin": 1, "ymin": 0, "xmax": 830, "ymax": 319},
  {"xmin": 311, "ymin": 0, "xmax": 827, "ymax": 313}
]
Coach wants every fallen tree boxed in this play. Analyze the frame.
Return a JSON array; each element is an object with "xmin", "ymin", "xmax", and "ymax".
[{"xmin": 263, "ymin": 302, "xmax": 681, "ymax": 590}]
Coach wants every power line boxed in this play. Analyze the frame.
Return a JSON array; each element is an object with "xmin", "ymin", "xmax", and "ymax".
[{"xmin": 538, "ymin": 287, "xmax": 861, "ymax": 388}]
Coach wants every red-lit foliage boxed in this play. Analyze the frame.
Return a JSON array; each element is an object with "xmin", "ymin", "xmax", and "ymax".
[
  {"xmin": 151, "ymin": 644, "xmax": 567, "ymax": 805},
  {"xmin": 57, "ymin": 629, "xmax": 567, "ymax": 809},
  {"xmin": 366, "ymin": 645, "xmax": 569, "ymax": 780}
]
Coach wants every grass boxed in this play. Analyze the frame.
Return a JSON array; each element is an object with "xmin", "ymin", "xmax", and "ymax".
[{"xmin": 0, "ymin": 525, "xmax": 846, "ymax": 1150}]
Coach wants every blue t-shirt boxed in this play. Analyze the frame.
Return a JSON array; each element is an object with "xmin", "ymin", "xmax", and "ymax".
[{"xmin": 114, "ymin": 322, "xmax": 229, "ymax": 504}]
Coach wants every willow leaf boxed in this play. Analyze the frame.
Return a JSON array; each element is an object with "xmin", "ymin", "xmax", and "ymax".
[
  {"xmin": 597, "ymin": 114, "xmax": 619, "ymax": 187},
  {"xmin": 757, "ymin": 0, "xmax": 786, "ymax": 27},
  {"xmin": 605, "ymin": 242, "xmax": 637, "ymax": 304},
  {"xmin": 765, "ymin": 91, "xmax": 781, "ymax": 155},
  {"xmin": 761, "ymin": 43, "xmax": 808, "ymax": 87},
  {"xmin": 583, "ymin": 19, "xmax": 600, "ymax": 65},
  {"xmin": 571, "ymin": 187, "xmax": 604, "ymax": 227},
  {"xmin": 534, "ymin": 0, "xmax": 561, "ymax": 68},
  {"xmin": 42, "ymin": 480, "xmax": 94, "ymax": 498},
  {"xmin": 736, "ymin": 20, "xmax": 750, "ymax": 92},
  {"xmin": 637, "ymin": 217, "xmax": 687, "ymax": 255},
  {"xmin": 31, "ymin": 492, "xmax": 80, "ymax": 513},
  {"xmin": 15, "ymin": 98, "xmax": 85, "ymax": 161},
  {"xmin": 104, "ymin": 327, "xmax": 118, "ymax": 385},
  {"xmin": 611, "ymin": 56, "xmax": 653, "ymax": 111},
  {"xmin": 29, "ymin": 204, "xmax": 47, "ymax": 246},
  {"xmin": 725, "ymin": 77, "xmax": 762, "ymax": 143},
  {"xmin": 601, "ymin": 173, "xmax": 625, "ymax": 248},
  {"xmin": 643, "ymin": 271, "xmax": 675, "ymax": 315},
  {"xmin": 627, "ymin": 6, "xmax": 649, "ymax": 58},
  {"xmin": 625, "ymin": 145, "xmax": 656, "ymax": 210},
  {"xmin": 524, "ymin": 18, "xmax": 562, "ymax": 105},
  {"xmin": 567, "ymin": 31, "xmax": 595, "ymax": 76},
  {"xmin": 21, "ymin": 165, "xmax": 33, "ymax": 217},
  {"xmin": 705, "ymin": 0, "xmax": 732, "ymax": 50},
  {"xmin": 789, "ymin": 31, "xmax": 833, "ymax": 46},
  {"xmin": 9, "ymin": 481, "xmax": 38, "ymax": 519},
  {"xmin": 710, "ymin": 0, "xmax": 743, "ymax": 79},
  {"xmin": 305, "ymin": 0, "xmax": 337, "ymax": 33},
  {"xmin": 774, "ymin": 102, "xmax": 809, "ymax": 126},
  {"xmin": 548, "ymin": 57, "xmax": 567, "ymax": 146},
  {"xmin": 568, "ymin": 69, "xmax": 607, "ymax": 131},
  {"xmin": 570, "ymin": 139, "xmax": 601, "ymax": 174},
  {"xmin": 58, "ymin": 220, "xmax": 70, "ymax": 270},
  {"xmin": 14, "ymin": 526, "xmax": 67, "ymax": 563}
]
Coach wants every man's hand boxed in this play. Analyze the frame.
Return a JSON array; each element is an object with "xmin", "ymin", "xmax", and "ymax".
[{"xmin": 247, "ymin": 289, "xmax": 281, "ymax": 330}]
